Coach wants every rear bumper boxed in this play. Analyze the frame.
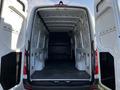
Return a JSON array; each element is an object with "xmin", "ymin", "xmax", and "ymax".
[
  {"xmin": 23, "ymin": 79, "xmax": 98, "ymax": 90},
  {"xmin": 32, "ymin": 85, "xmax": 91, "ymax": 90}
]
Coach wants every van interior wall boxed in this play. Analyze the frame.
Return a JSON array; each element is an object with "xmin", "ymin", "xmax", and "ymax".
[
  {"xmin": 74, "ymin": 17, "xmax": 91, "ymax": 76},
  {"xmin": 30, "ymin": 8, "xmax": 92, "ymax": 77},
  {"xmin": 30, "ymin": 13, "xmax": 48, "ymax": 76}
]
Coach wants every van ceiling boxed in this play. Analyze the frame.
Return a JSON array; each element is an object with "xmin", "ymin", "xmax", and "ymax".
[{"xmin": 37, "ymin": 7, "xmax": 87, "ymax": 32}]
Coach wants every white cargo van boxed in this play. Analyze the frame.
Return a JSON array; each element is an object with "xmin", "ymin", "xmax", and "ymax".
[{"xmin": 0, "ymin": 0, "xmax": 120, "ymax": 90}]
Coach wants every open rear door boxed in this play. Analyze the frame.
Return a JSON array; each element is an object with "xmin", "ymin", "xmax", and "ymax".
[
  {"xmin": 0, "ymin": 0, "xmax": 28, "ymax": 89},
  {"xmin": 95, "ymin": 0, "xmax": 120, "ymax": 90}
]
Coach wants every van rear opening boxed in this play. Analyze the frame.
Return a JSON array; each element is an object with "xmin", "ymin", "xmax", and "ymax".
[
  {"xmin": 25, "ymin": 6, "xmax": 94, "ymax": 88},
  {"xmin": 31, "ymin": 32, "xmax": 90, "ymax": 80}
]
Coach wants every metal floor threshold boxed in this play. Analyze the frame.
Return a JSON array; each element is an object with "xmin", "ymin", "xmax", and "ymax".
[{"xmin": 31, "ymin": 79, "xmax": 91, "ymax": 81}]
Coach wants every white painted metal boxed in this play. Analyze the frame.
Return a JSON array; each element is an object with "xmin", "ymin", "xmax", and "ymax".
[
  {"xmin": 95, "ymin": 0, "xmax": 120, "ymax": 90},
  {"xmin": 0, "ymin": 0, "xmax": 28, "ymax": 90}
]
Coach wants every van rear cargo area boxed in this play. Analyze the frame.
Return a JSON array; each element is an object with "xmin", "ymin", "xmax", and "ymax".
[
  {"xmin": 31, "ymin": 60, "xmax": 90, "ymax": 80},
  {"xmin": 31, "ymin": 32, "xmax": 90, "ymax": 80},
  {"xmin": 29, "ymin": 6, "xmax": 93, "ymax": 83}
]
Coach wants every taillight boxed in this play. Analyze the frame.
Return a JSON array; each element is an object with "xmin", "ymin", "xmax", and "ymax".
[
  {"xmin": 23, "ymin": 63, "xmax": 27, "ymax": 75},
  {"xmin": 23, "ymin": 50, "xmax": 28, "ymax": 79},
  {"xmin": 95, "ymin": 49, "xmax": 99, "ymax": 76}
]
